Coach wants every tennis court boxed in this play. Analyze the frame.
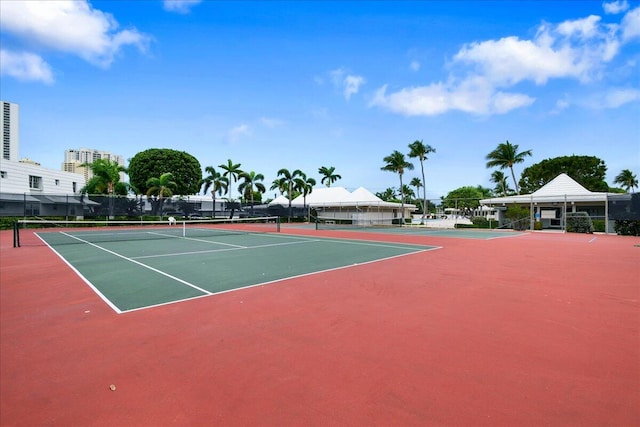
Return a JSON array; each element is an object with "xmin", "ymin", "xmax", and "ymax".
[
  {"xmin": 19, "ymin": 218, "xmax": 438, "ymax": 313},
  {"xmin": 1, "ymin": 221, "xmax": 638, "ymax": 426}
]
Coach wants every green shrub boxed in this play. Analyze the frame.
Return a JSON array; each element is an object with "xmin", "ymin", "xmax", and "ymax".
[
  {"xmin": 592, "ymin": 220, "xmax": 606, "ymax": 233},
  {"xmin": 614, "ymin": 220, "xmax": 640, "ymax": 236},
  {"xmin": 505, "ymin": 206, "xmax": 530, "ymax": 230},
  {"xmin": 566, "ymin": 212, "xmax": 594, "ymax": 233},
  {"xmin": 471, "ymin": 216, "xmax": 489, "ymax": 228}
]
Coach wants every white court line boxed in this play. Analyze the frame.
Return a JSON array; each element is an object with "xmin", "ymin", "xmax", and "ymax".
[
  {"xmin": 132, "ymin": 239, "xmax": 316, "ymax": 259},
  {"xmin": 132, "ymin": 234, "xmax": 433, "ymax": 260},
  {"xmin": 148, "ymin": 231, "xmax": 247, "ymax": 248},
  {"xmin": 58, "ymin": 231, "xmax": 213, "ymax": 296},
  {"xmin": 121, "ymin": 245, "xmax": 442, "ymax": 314},
  {"xmin": 34, "ymin": 233, "xmax": 123, "ymax": 314}
]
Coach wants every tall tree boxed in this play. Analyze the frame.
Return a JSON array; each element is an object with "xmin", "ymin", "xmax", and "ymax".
[
  {"xmin": 276, "ymin": 168, "xmax": 303, "ymax": 217},
  {"xmin": 381, "ymin": 150, "xmax": 414, "ymax": 224},
  {"xmin": 485, "ymin": 140, "xmax": 532, "ymax": 194},
  {"xmin": 238, "ymin": 171, "xmax": 266, "ymax": 215},
  {"xmin": 146, "ymin": 172, "xmax": 177, "ymax": 218},
  {"xmin": 202, "ymin": 166, "xmax": 229, "ymax": 218},
  {"xmin": 295, "ymin": 172, "xmax": 316, "ymax": 219},
  {"xmin": 219, "ymin": 159, "xmax": 243, "ymax": 201},
  {"xmin": 408, "ymin": 140, "xmax": 436, "ymax": 223},
  {"xmin": 409, "ymin": 177, "xmax": 423, "ymax": 210},
  {"xmin": 490, "ymin": 170, "xmax": 511, "ymax": 196},
  {"xmin": 613, "ymin": 169, "xmax": 638, "ymax": 193},
  {"xmin": 519, "ymin": 155, "xmax": 608, "ymax": 193},
  {"xmin": 128, "ymin": 149, "xmax": 202, "ymax": 196},
  {"xmin": 318, "ymin": 166, "xmax": 342, "ymax": 187},
  {"xmin": 270, "ymin": 177, "xmax": 287, "ymax": 197},
  {"xmin": 376, "ymin": 187, "xmax": 397, "ymax": 202},
  {"xmin": 80, "ymin": 158, "xmax": 128, "ymax": 195}
]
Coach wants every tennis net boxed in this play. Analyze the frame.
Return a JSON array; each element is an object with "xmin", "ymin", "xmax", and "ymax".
[
  {"xmin": 13, "ymin": 216, "xmax": 280, "ymax": 247},
  {"xmin": 315, "ymin": 218, "xmax": 405, "ymax": 231}
]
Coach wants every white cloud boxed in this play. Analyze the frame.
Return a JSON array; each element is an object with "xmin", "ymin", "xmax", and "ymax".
[
  {"xmin": 410, "ymin": 61, "xmax": 421, "ymax": 71},
  {"xmin": 603, "ymin": 0, "xmax": 629, "ymax": 14},
  {"xmin": 329, "ymin": 67, "xmax": 366, "ymax": 100},
  {"xmin": 227, "ymin": 124, "xmax": 251, "ymax": 143},
  {"xmin": 0, "ymin": 50, "xmax": 54, "ymax": 84},
  {"xmin": 371, "ymin": 10, "xmax": 636, "ymax": 117},
  {"xmin": 163, "ymin": 0, "xmax": 202, "ymax": 14},
  {"xmin": 259, "ymin": 117, "xmax": 284, "ymax": 128},
  {"xmin": 0, "ymin": 0, "xmax": 150, "ymax": 69},
  {"xmin": 602, "ymin": 88, "xmax": 640, "ymax": 107},
  {"xmin": 344, "ymin": 75, "xmax": 366, "ymax": 100},
  {"xmin": 621, "ymin": 6, "xmax": 640, "ymax": 41},
  {"xmin": 369, "ymin": 81, "xmax": 534, "ymax": 116}
]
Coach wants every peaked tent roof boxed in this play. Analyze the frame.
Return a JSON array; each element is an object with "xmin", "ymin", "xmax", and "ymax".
[
  {"xmin": 530, "ymin": 173, "xmax": 592, "ymax": 196},
  {"xmin": 480, "ymin": 173, "xmax": 615, "ymax": 205},
  {"xmin": 267, "ymin": 194, "xmax": 291, "ymax": 206},
  {"xmin": 286, "ymin": 186, "xmax": 415, "ymax": 209},
  {"xmin": 344, "ymin": 187, "xmax": 383, "ymax": 202}
]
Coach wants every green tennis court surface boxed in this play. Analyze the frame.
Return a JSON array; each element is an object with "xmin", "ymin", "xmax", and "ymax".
[{"xmin": 38, "ymin": 230, "xmax": 438, "ymax": 313}]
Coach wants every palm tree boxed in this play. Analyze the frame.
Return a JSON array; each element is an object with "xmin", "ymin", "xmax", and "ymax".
[
  {"xmin": 409, "ymin": 177, "xmax": 423, "ymax": 210},
  {"xmin": 381, "ymin": 150, "xmax": 414, "ymax": 224},
  {"xmin": 318, "ymin": 166, "xmax": 342, "ymax": 187},
  {"xmin": 408, "ymin": 140, "xmax": 436, "ymax": 224},
  {"xmin": 219, "ymin": 159, "xmax": 243, "ymax": 201},
  {"xmin": 80, "ymin": 158, "xmax": 128, "ymax": 195},
  {"xmin": 238, "ymin": 171, "xmax": 266, "ymax": 215},
  {"xmin": 376, "ymin": 187, "xmax": 397, "ymax": 202},
  {"xmin": 276, "ymin": 168, "xmax": 303, "ymax": 218},
  {"xmin": 202, "ymin": 166, "xmax": 229, "ymax": 218},
  {"xmin": 80, "ymin": 158, "xmax": 128, "ymax": 218},
  {"xmin": 490, "ymin": 170, "xmax": 511, "ymax": 197},
  {"xmin": 614, "ymin": 169, "xmax": 638, "ymax": 193},
  {"xmin": 146, "ymin": 172, "xmax": 177, "ymax": 219},
  {"xmin": 485, "ymin": 140, "xmax": 532, "ymax": 194},
  {"xmin": 400, "ymin": 184, "xmax": 415, "ymax": 202},
  {"xmin": 270, "ymin": 177, "xmax": 287, "ymax": 196},
  {"xmin": 295, "ymin": 172, "xmax": 316, "ymax": 221}
]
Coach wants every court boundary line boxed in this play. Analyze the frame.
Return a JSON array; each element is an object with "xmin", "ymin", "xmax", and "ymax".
[
  {"xmin": 58, "ymin": 231, "xmax": 213, "ymax": 296},
  {"xmin": 131, "ymin": 235, "xmax": 434, "ymax": 260},
  {"xmin": 34, "ymin": 233, "xmax": 123, "ymax": 314},
  {"xmin": 35, "ymin": 230, "xmax": 441, "ymax": 314},
  {"xmin": 121, "ymin": 245, "xmax": 442, "ymax": 314}
]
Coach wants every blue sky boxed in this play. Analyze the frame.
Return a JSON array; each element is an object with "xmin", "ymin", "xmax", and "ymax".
[{"xmin": 1, "ymin": 0, "xmax": 638, "ymax": 199}]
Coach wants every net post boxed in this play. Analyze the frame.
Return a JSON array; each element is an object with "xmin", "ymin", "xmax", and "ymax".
[
  {"xmin": 182, "ymin": 220, "xmax": 186, "ymax": 237},
  {"xmin": 276, "ymin": 216, "xmax": 280, "ymax": 232},
  {"xmin": 13, "ymin": 220, "xmax": 20, "ymax": 248}
]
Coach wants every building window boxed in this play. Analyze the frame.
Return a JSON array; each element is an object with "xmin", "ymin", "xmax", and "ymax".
[
  {"xmin": 0, "ymin": 171, "xmax": 6, "ymax": 178},
  {"xmin": 55, "ymin": 179, "xmax": 60, "ymax": 185},
  {"xmin": 72, "ymin": 182, "xmax": 77, "ymax": 192},
  {"xmin": 29, "ymin": 175, "xmax": 42, "ymax": 190}
]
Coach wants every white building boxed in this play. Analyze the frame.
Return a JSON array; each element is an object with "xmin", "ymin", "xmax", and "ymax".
[{"xmin": 0, "ymin": 101, "xmax": 87, "ymax": 217}]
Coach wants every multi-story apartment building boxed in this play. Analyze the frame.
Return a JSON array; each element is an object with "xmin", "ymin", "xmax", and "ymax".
[
  {"xmin": 62, "ymin": 148, "xmax": 126, "ymax": 182},
  {"xmin": 1, "ymin": 101, "xmax": 19, "ymax": 161},
  {"xmin": 0, "ymin": 101, "xmax": 86, "ymax": 217}
]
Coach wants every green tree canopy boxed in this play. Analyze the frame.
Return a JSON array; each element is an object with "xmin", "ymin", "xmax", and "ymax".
[
  {"xmin": 318, "ymin": 166, "xmax": 342, "ymax": 187},
  {"xmin": 613, "ymin": 169, "xmax": 638, "ymax": 193},
  {"xmin": 518, "ymin": 155, "xmax": 608, "ymax": 193},
  {"xmin": 441, "ymin": 186, "xmax": 484, "ymax": 211},
  {"xmin": 381, "ymin": 150, "xmax": 414, "ymax": 223},
  {"xmin": 128, "ymin": 148, "xmax": 202, "ymax": 196},
  {"xmin": 485, "ymin": 140, "xmax": 532, "ymax": 194},
  {"xmin": 80, "ymin": 158, "xmax": 128, "ymax": 195}
]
